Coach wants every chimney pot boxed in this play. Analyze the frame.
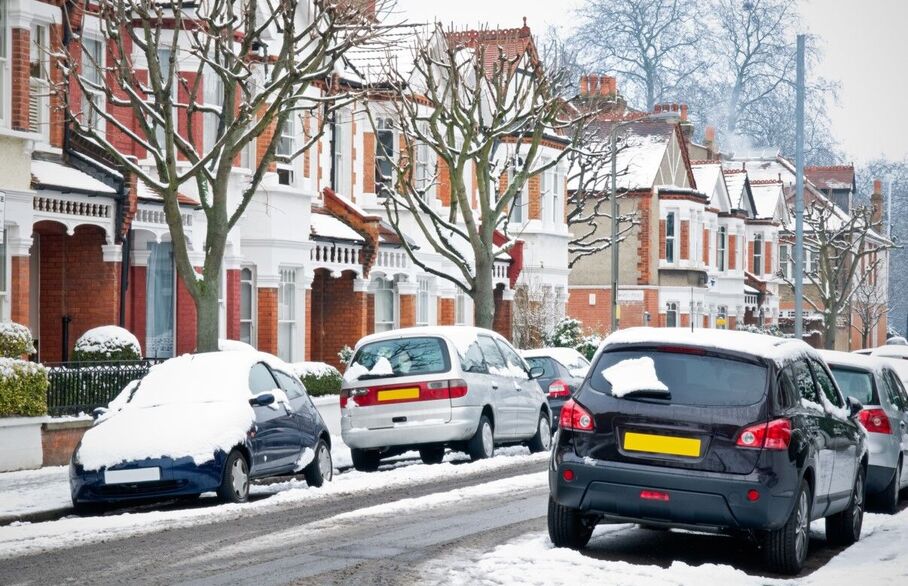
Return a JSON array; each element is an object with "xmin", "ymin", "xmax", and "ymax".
[
  {"xmin": 654, "ymin": 104, "xmax": 663, "ymax": 113},
  {"xmin": 671, "ymin": 103, "xmax": 679, "ymax": 112},
  {"xmin": 680, "ymin": 104, "xmax": 688, "ymax": 121},
  {"xmin": 599, "ymin": 75, "xmax": 610, "ymax": 96},
  {"xmin": 873, "ymin": 179, "xmax": 883, "ymax": 194},
  {"xmin": 704, "ymin": 126, "xmax": 716, "ymax": 142},
  {"xmin": 589, "ymin": 76, "xmax": 599, "ymax": 94}
]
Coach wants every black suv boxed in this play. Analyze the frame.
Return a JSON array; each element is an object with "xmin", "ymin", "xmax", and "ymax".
[{"xmin": 548, "ymin": 328, "xmax": 867, "ymax": 575}]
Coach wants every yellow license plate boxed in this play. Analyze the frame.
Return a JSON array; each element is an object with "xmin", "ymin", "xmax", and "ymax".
[
  {"xmin": 624, "ymin": 432, "xmax": 701, "ymax": 458},
  {"xmin": 377, "ymin": 387, "xmax": 421, "ymax": 402}
]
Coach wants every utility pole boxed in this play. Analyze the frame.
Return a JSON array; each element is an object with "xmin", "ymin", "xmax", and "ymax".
[{"xmin": 794, "ymin": 34, "xmax": 806, "ymax": 340}]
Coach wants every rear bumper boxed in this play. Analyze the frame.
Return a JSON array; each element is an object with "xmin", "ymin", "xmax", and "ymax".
[
  {"xmin": 340, "ymin": 406, "xmax": 482, "ymax": 449},
  {"xmin": 865, "ymin": 431, "xmax": 900, "ymax": 473},
  {"xmin": 867, "ymin": 463, "xmax": 897, "ymax": 494},
  {"xmin": 548, "ymin": 398, "xmax": 567, "ymax": 428},
  {"xmin": 550, "ymin": 450, "xmax": 799, "ymax": 531}
]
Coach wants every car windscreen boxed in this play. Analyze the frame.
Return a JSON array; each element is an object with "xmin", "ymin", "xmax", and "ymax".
[
  {"xmin": 828, "ymin": 366, "xmax": 876, "ymax": 405},
  {"xmin": 525, "ymin": 357, "xmax": 558, "ymax": 379},
  {"xmin": 348, "ymin": 337, "xmax": 450, "ymax": 381},
  {"xmin": 589, "ymin": 348, "xmax": 768, "ymax": 406}
]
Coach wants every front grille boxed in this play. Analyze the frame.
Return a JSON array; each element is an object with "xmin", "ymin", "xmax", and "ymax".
[{"xmin": 94, "ymin": 480, "xmax": 186, "ymax": 497}]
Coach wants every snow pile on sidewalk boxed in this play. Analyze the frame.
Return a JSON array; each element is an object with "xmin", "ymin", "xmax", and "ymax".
[{"xmin": 0, "ymin": 467, "xmax": 71, "ymax": 519}]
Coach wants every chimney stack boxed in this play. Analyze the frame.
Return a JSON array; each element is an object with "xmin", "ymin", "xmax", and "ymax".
[
  {"xmin": 871, "ymin": 179, "xmax": 884, "ymax": 227},
  {"xmin": 704, "ymin": 125, "xmax": 716, "ymax": 159},
  {"xmin": 580, "ymin": 75, "xmax": 589, "ymax": 96},
  {"xmin": 589, "ymin": 76, "xmax": 599, "ymax": 95}
]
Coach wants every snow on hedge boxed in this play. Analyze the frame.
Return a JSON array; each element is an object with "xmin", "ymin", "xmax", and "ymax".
[
  {"xmin": 0, "ymin": 321, "xmax": 36, "ymax": 357},
  {"xmin": 292, "ymin": 362, "xmax": 340, "ymax": 378},
  {"xmin": 77, "ymin": 353, "xmax": 263, "ymax": 471},
  {"xmin": 73, "ymin": 326, "xmax": 141, "ymax": 361}
]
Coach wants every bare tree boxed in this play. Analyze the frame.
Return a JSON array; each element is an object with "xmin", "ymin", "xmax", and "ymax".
[
  {"xmin": 370, "ymin": 25, "xmax": 586, "ymax": 328},
  {"xmin": 570, "ymin": 0, "xmax": 705, "ymax": 110},
  {"xmin": 780, "ymin": 199, "xmax": 893, "ymax": 349},
  {"xmin": 61, "ymin": 0, "xmax": 391, "ymax": 352},
  {"xmin": 512, "ymin": 280, "xmax": 561, "ymax": 349},
  {"xmin": 851, "ymin": 280, "xmax": 888, "ymax": 350}
]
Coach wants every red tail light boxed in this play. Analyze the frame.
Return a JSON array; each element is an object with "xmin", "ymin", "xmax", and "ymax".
[
  {"xmin": 340, "ymin": 379, "xmax": 469, "ymax": 409},
  {"xmin": 640, "ymin": 490, "xmax": 670, "ymax": 502},
  {"xmin": 446, "ymin": 379, "xmax": 469, "ymax": 399},
  {"xmin": 859, "ymin": 408, "xmax": 892, "ymax": 434},
  {"xmin": 340, "ymin": 390, "xmax": 348, "ymax": 408},
  {"xmin": 736, "ymin": 418, "xmax": 791, "ymax": 450},
  {"xmin": 559, "ymin": 398, "xmax": 595, "ymax": 432},
  {"xmin": 548, "ymin": 380, "xmax": 571, "ymax": 398}
]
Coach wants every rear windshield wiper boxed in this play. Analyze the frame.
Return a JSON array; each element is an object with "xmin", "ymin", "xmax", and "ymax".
[
  {"xmin": 357, "ymin": 373, "xmax": 401, "ymax": 381},
  {"xmin": 615, "ymin": 388, "xmax": 672, "ymax": 400}
]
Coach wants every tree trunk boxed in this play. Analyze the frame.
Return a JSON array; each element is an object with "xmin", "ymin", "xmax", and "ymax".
[
  {"xmin": 195, "ymin": 279, "xmax": 221, "ymax": 353},
  {"xmin": 823, "ymin": 311, "xmax": 837, "ymax": 350},
  {"xmin": 473, "ymin": 253, "xmax": 495, "ymax": 330}
]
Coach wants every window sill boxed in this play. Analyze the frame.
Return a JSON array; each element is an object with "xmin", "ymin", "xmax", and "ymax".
[{"xmin": 0, "ymin": 126, "xmax": 43, "ymax": 142}]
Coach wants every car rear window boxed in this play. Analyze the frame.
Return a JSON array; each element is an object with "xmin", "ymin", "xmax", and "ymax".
[
  {"xmin": 828, "ymin": 367, "xmax": 875, "ymax": 405},
  {"xmin": 350, "ymin": 337, "xmax": 450, "ymax": 380},
  {"xmin": 525, "ymin": 357, "xmax": 557, "ymax": 379},
  {"xmin": 589, "ymin": 349, "xmax": 768, "ymax": 406}
]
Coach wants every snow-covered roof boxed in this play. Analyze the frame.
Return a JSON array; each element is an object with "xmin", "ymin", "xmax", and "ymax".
[
  {"xmin": 818, "ymin": 349, "xmax": 890, "ymax": 374},
  {"xmin": 601, "ymin": 327, "xmax": 818, "ymax": 364},
  {"xmin": 353, "ymin": 325, "xmax": 507, "ymax": 358},
  {"xmin": 310, "ymin": 213, "xmax": 365, "ymax": 242},
  {"xmin": 569, "ymin": 121, "xmax": 673, "ymax": 193},
  {"xmin": 31, "ymin": 160, "xmax": 117, "ymax": 195},
  {"xmin": 691, "ymin": 162, "xmax": 731, "ymax": 211},
  {"xmin": 136, "ymin": 178, "xmax": 199, "ymax": 206},
  {"xmin": 870, "ymin": 346, "xmax": 908, "ymax": 360},
  {"xmin": 721, "ymin": 169, "xmax": 749, "ymax": 211},
  {"xmin": 340, "ymin": 24, "xmax": 431, "ymax": 85},
  {"xmin": 749, "ymin": 180, "xmax": 788, "ymax": 223}
]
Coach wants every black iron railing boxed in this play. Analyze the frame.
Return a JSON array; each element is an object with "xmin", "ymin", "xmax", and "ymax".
[{"xmin": 45, "ymin": 360, "xmax": 163, "ymax": 416}]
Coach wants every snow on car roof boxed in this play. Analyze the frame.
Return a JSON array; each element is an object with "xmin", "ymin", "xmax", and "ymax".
[
  {"xmin": 354, "ymin": 326, "xmax": 505, "ymax": 357},
  {"xmin": 871, "ymin": 346, "xmax": 908, "ymax": 360},
  {"xmin": 521, "ymin": 347, "xmax": 587, "ymax": 367},
  {"xmin": 602, "ymin": 327, "xmax": 817, "ymax": 364},
  {"xmin": 817, "ymin": 349, "xmax": 890, "ymax": 374}
]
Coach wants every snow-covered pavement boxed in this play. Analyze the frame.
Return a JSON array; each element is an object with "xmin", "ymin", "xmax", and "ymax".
[
  {"xmin": 0, "ymin": 466, "xmax": 71, "ymax": 519},
  {"xmin": 419, "ymin": 507, "xmax": 908, "ymax": 585}
]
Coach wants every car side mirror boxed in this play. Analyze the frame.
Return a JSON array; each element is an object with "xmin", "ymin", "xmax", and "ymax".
[
  {"xmin": 92, "ymin": 407, "xmax": 107, "ymax": 420},
  {"xmin": 249, "ymin": 392, "xmax": 275, "ymax": 407},
  {"xmin": 846, "ymin": 396, "xmax": 863, "ymax": 418},
  {"xmin": 529, "ymin": 366, "xmax": 545, "ymax": 380}
]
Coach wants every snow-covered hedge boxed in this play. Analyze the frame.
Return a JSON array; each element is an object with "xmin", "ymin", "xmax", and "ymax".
[
  {"xmin": 545, "ymin": 318, "xmax": 603, "ymax": 361},
  {"xmin": 0, "ymin": 322, "xmax": 36, "ymax": 358},
  {"xmin": 0, "ymin": 358, "xmax": 48, "ymax": 416},
  {"xmin": 292, "ymin": 362, "xmax": 342, "ymax": 397},
  {"xmin": 72, "ymin": 326, "xmax": 142, "ymax": 362}
]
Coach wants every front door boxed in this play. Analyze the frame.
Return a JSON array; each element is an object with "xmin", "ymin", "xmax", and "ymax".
[
  {"xmin": 477, "ymin": 335, "xmax": 518, "ymax": 438},
  {"xmin": 496, "ymin": 339, "xmax": 539, "ymax": 438},
  {"xmin": 810, "ymin": 358, "xmax": 858, "ymax": 506},
  {"xmin": 787, "ymin": 359, "xmax": 835, "ymax": 514},
  {"xmin": 249, "ymin": 363, "xmax": 303, "ymax": 473}
]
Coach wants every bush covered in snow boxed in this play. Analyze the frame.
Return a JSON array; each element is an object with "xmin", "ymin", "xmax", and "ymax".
[
  {"xmin": 337, "ymin": 345, "xmax": 354, "ymax": 366},
  {"xmin": 0, "ymin": 322, "xmax": 36, "ymax": 358},
  {"xmin": 545, "ymin": 318, "xmax": 603, "ymax": 360},
  {"xmin": 0, "ymin": 358, "xmax": 48, "ymax": 416},
  {"xmin": 72, "ymin": 326, "xmax": 142, "ymax": 362},
  {"xmin": 739, "ymin": 324, "xmax": 793, "ymax": 338},
  {"xmin": 292, "ymin": 362, "xmax": 342, "ymax": 397}
]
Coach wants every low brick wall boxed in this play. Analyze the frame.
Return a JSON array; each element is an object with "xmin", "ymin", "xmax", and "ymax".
[{"xmin": 42, "ymin": 418, "xmax": 93, "ymax": 466}]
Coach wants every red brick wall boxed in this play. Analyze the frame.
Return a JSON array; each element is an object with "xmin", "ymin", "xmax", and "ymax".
[
  {"xmin": 438, "ymin": 298, "xmax": 455, "ymax": 326},
  {"xmin": 225, "ymin": 269, "xmax": 241, "ymax": 341},
  {"xmin": 437, "ymin": 156, "xmax": 451, "ymax": 206},
  {"xmin": 658, "ymin": 219, "xmax": 667, "ymax": 261},
  {"xmin": 309, "ymin": 271, "xmax": 371, "ymax": 370},
  {"xmin": 679, "ymin": 220, "xmax": 689, "ymax": 260},
  {"xmin": 42, "ymin": 420, "xmax": 92, "ymax": 466},
  {"xmin": 567, "ymin": 288, "xmax": 660, "ymax": 331},
  {"xmin": 35, "ymin": 224, "xmax": 120, "ymax": 363},
  {"xmin": 257, "ymin": 287, "xmax": 278, "ymax": 355},
  {"xmin": 528, "ymin": 175, "xmax": 541, "ymax": 219},
  {"xmin": 11, "ymin": 256, "xmax": 29, "ymax": 327},
  {"xmin": 176, "ymin": 272, "xmax": 198, "ymax": 355},
  {"xmin": 728, "ymin": 235, "xmax": 737, "ymax": 270},
  {"xmin": 702, "ymin": 228, "xmax": 709, "ymax": 264},
  {"xmin": 363, "ymin": 132, "xmax": 376, "ymax": 194},
  {"xmin": 493, "ymin": 288, "xmax": 512, "ymax": 340},
  {"xmin": 747, "ymin": 241, "xmax": 754, "ymax": 273},
  {"xmin": 729, "ymin": 316, "xmax": 737, "ymax": 330},
  {"xmin": 11, "ymin": 28, "xmax": 30, "ymax": 131},
  {"xmin": 636, "ymin": 197, "xmax": 653, "ymax": 284},
  {"xmin": 49, "ymin": 24, "xmax": 65, "ymax": 148},
  {"xmin": 765, "ymin": 241, "xmax": 773, "ymax": 275},
  {"xmin": 126, "ymin": 266, "xmax": 147, "ymax": 355},
  {"xmin": 399, "ymin": 294, "xmax": 416, "ymax": 328}
]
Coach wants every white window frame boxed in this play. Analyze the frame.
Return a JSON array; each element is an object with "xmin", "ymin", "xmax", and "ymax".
[
  {"xmin": 0, "ymin": 237, "xmax": 8, "ymax": 321},
  {"xmin": 240, "ymin": 266, "xmax": 256, "ymax": 346},
  {"xmin": 29, "ymin": 23, "xmax": 50, "ymax": 138},
  {"xmin": 375, "ymin": 116, "xmax": 395, "ymax": 196},
  {"xmin": 665, "ymin": 212, "xmax": 676, "ymax": 263},
  {"xmin": 0, "ymin": 2, "xmax": 8, "ymax": 128},
  {"xmin": 333, "ymin": 109, "xmax": 352, "ymax": 194},
  {"xmin": 780, "ymin": 244, "xmax": 791, "ymax": 279},
  {"xmin": 666, "ymin": 302, "xmax": 679, "ymax": 328},
  {"xmin": 455, "ymin": 288, "xmax": 467, "ymax": 325},
  {"xmin": 414, "ymin": 134, "xmax": 432, "ymax": 199},
  {"xmin": 416, "ymin": 278, "xmax": 430, "ymax": 326},
  {"xmin": 374, "ymin": 277, "xmax": 396, "ymax": 332},
  {"xmin": 718, "ymin": 226, "xmax": 727, "ymax": 272},
  {"xmin": 152, "ymin": 47, "xmax": 176, "ymax": 149},
  {"xmin": 203, "ymin": 66, "xmax": 224, "ymax": 154},
  {"xmin": 276, "ymin": 115, "xmax": 297, "ymax": 186},
  {"xmin": 278, "ymin": 268, "xmax": 296, "ymax": 361},
  {"xmin": 82, "ymin": 36, "xmax": 105, "ymax": 135},
  {"xmin": 753, "ymin": 233, "xmax": 763, "ymax": 275}
]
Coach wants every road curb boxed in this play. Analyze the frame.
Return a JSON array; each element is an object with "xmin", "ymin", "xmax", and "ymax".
[{"xmin": 0, "ymin": 507, "xmax": 73, "ymax": 527}]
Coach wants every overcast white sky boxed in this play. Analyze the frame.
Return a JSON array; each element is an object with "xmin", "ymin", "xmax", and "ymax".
[{"xmin": 394, "ymin": 0, "xmax": 907, "ymax": 165}]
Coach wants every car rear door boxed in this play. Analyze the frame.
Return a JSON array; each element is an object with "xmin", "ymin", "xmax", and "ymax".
[
  {"xmin": 477, "ymin": 335, "xmax": 517, "ymax": 438},
  {"xmin": 809, "ymin": 358, "xmax": 858, "ymax": 504},
  {"xmin": 249, "ymin": 362, "xmax": 301, "ymax": 474},
  {"xmin": 274, "ymin": 370, "xmax": 318, "ymax": 449},
  {"xmin": 496, "ymin": 339, "xmax": 540, "ymax": 437},
  {"xmin": 883, "ymin": 370, "xmax": 908, "ymax": 487}
]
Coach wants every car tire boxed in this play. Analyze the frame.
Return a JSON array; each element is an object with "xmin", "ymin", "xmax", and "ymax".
[
  {"xmin": 467, "ymin": 415, "xmax": 495, "ymax": 461},
  {"xmin": 826, "ymin": 465, "xmax": 865, "ymax": 546},
  {"xmin": 548, "ymin": 497, "xmax": 594, "ymax": 549},
  {"xmin": 304, "ymin": 439, "xmax": 333, "ymax": 488},
  {"xmin": 764, "ymin": 478, "xmax": 811, "ymax": 575},
  {"xmin": 876, "ymin": 460, "xmax": 901, "ymax": 515},
  {"xmin": 527, "ymin": 411, "xmax": 552, "ymax": 453},
  {"xmin": 419, "ymin": 446, "xmax": 446, "ymax": 465},
  {"xmin": 217, "ymin": 449, "xmax": 249, "ymax": 504},
  {"xmin": 351, "ymin": 448, "xmax": 381, "ymax": 472},
  {"xmin": 71, "ymin": 500, "xmax": 106, "ymax": 516}
]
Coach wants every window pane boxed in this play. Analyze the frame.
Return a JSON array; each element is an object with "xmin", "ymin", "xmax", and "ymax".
[
  {"xmin": 477, "ymin": 336, "xmax": 506, "ymax": 369},
  {"xmin": 351, "ymin": 337, "xmax": 451, "ymax": 378},
  {"xmin": 249, "ymin": 363, "xmax": 277, "ymax": 394},
  {"xmin": 829, "ymin": 367, "xmax": 875, "ymax": 405},
  {"xmin": 789, "ymin": 361, "xmax": 818, "ymax": 403},
  {"xmin": 810, "ymin": 360, "xmax": 842, "ymax": 407}
]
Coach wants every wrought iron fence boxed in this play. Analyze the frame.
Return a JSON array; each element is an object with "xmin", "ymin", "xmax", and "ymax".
[{"xmin": 45, "ymin": 360, "xmax": 162, "ymax": 416}]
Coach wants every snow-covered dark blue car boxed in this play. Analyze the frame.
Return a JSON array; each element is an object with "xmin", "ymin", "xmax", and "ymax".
[{"xmin": 70, "ymin": 351, "xmax": 333, "ymax": 509}]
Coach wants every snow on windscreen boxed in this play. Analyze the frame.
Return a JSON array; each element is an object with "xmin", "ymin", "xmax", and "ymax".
[
  {"xmin": 602, "ymin": 357, "xmax": 668, "ymax": 398},
  {"xmin": 77, "ymin": 353, "xmax": 259, "ymax": 471},
  {"xmin": 344, "ymin": 337, "xmax": 448, "ymax": 383}
]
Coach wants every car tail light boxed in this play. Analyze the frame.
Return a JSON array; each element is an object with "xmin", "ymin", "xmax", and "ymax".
[
  {"xmin": 640, "ymin": 490, "xmax": 670, "ymax": 502},
  {"xmin": 548, "ymin": 380, "xmax": 571, "ymax": 398},
  {"xmin": 340, "ymin": 380, "xmax": 468, "ymax": 409},
  {"xmin": 559, "ymin": 398, "xmax": 595, "ymax": 432},
  {"xmin": 736, "ymin": 418, "xmax": 791, "ymax": 450},
  {"xmin": 340, "ymin": 389, "xmax": 349, "ymax": 408},
  {"xmin": 859, "ymin": 408, "xmax": 892, "ymax": 434},
  {"xmin": 446, "ymin": 379, "xmax": 469, "ymax": 399}
]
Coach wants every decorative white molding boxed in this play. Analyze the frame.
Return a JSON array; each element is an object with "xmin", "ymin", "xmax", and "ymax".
[{"xmin": 101, "ymin": 244, "xmax": 122, "ymax": 263}]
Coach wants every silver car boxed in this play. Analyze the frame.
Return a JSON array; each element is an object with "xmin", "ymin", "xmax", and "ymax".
[
  {"xmin": 820, "ymin": 350, "xmax": 908, "ymax": 513},
  {"xmin": 340, "ymin": 326, "xmax": 552, "ymax": 471}
]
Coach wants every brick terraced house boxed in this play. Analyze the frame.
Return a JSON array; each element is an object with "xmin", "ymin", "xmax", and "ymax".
[{"xmin": 0, "ymin": 1, "xmax": 569, "ymax": 367}]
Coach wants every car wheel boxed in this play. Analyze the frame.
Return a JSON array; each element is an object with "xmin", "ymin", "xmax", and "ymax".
[
  {"xmin": 826, "ymin": 465, "xmax": 865, "ymax": 546},
  {"xmin": 304, "ymin": 439, "xmax": 333, "ymax": 488},
  {"xmin": 419, "ymin": 446, "xmax": 446, "ymax": 465},
  {"xmin": 351, "ymin": 448, "xmax": 381, "ymax": 472},
  {"xmin": 548, "ymin": 497, "xmax": 594, "ymax": 549},
  {"xmin": 467, "ymin": 415, "xmax": 495, "ymax": 461},
  {"xmin": 217, "ymin": 449, "xmax": 249, "ymax": 504},
  {"xmin": 876, "ymin": 460, "xmax": 901, "ymax": 515},
  {"xmin": 764, "ymin": 478, "xmax": 811, "ymax": 575},
  {"xmin": 527, "ymin": 411, "xmax": 552, "ymax": 453}
]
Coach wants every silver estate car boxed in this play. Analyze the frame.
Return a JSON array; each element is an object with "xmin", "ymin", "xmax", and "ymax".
[
  {"xmin": 340, "ymin": 326, "xmax": 552, "ymax": 471},
  {"xmin": 820, "ymin": 350, "xmax": 908, "ymax": 513}
]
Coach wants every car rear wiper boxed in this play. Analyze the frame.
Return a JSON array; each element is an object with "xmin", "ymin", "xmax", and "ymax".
[
  {"xmin": 617, "ymin": 388, "xmax": 672, "ymax": 400},
  {"xmin": 358, "ymin": 373, "xmax": 400, "ymax": 381}
]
